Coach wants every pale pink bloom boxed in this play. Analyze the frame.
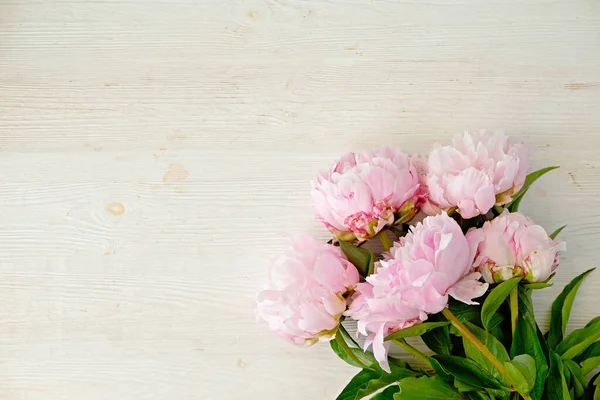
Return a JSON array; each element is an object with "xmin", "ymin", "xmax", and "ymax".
[
  {"xmin": 425, "ymin": 131, "xmax": 529, "ymax": 219},
  {"xmin": 256, "ymin": 235, "xmax": 360, "ymax": 345},
  {"xmin": 345, "ymin": 213, "xmax": 488, "ymax": 372},
  {"xmin": 312, "ymin": 146, "xmax": 422, "ymax": 242},
  {"xmin": 466, "ymin": 211, "xmax": 566, "ymax": 284},
  {"xmin": 414, "ymin": 154, "xmax": 442, "ymax": 217}
]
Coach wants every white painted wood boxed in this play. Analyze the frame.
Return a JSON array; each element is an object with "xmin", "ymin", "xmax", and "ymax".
[{"xmin": 1, "ymin": 0, "xmax": 599, "ymax": 398}]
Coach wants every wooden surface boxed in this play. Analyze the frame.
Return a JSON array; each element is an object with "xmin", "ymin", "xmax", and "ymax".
[{"xmin": 1, "ymin": 0, "xmax": 600, "ymax": 399}]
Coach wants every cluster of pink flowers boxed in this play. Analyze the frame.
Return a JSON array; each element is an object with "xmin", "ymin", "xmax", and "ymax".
[{"xmin": 256, "ymin": 131, "xmax": 565, "ymax": 372}]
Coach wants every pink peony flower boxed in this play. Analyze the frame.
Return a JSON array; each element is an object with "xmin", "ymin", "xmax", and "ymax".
[
  {"xmin": 425, "ymin": 131, "xmax": 529, "ymax": 219},
  {"xmin": 256, "ymin": 235, "xmax": 360, "ymax": 345},
  {"xmin": 466, "ymin": 211, "xmax": 566, "ymax": 284},
  {"xmin": 312, "ymin": 146, "xmax": 422, "ymax": 242},
  {"xmin": 345, "ymin": 213, "xmax": 488, "ymax": 372}
]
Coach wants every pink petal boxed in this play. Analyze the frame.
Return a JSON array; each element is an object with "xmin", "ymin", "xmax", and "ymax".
[
  {"xmin": 448, "ymin": 272, "xmax": 489, "ymax": 305},
  {"xmin": 372, "ymin": 329, "xmax": 391, "ymax": 373}
]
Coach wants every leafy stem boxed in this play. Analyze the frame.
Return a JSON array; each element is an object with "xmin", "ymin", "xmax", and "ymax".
[
  {"xmin": 441, "ymin": 308, "xmax": 508, "ymax": 378},
  {"xmin": 392, "ymin": 338, "xmax": 431, "ymax": 367},
  {"xmin": 442, "ymin": 308, "xmax": 535, "ymax": 400}
]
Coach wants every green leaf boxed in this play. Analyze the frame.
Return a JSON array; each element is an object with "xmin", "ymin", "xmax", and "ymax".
[
  {"xmin": 422, "ymin": 325, "xmax": 453, "ymax": 355},
  {"xmin": 507, "ymin": 166, "xmax": 559, "ymax": 212},
  {"xmin": 586, "ymin": 316, "xmax": 600, "ymax": 328},
  {"xmin": 537, "ymin": 325, "xmax": 551, "ymax": 369},
  {"xmin": 371, "ymin": 385, "xmax": 400, "ymax": 400},
  {"xmin": 583, "ymin": 371, "xmax": 600, "ymax": 400},
  {"xmin": 448, "ymin": 300, "xmax": 482, "ymax": 325},
  {"xmin": 395, "ymin": 376, "xmax": 466, "ymax": 399},
  {"xmin": 464, "ymin": 322, "xmax": 511, "ymax": 363},
  {"xmin": 505, "ymin": 363, "xmax": 528, "ymax": 394},
  {"xmin": 582, "ymin": 355, "xmax": 600, "ymax": 376},
  {"xmin": 488, "ymin": 323, "xmax": 506, "ymax": 346},
  {"xmin": 430, "ymin": 357, "xmax": 453, "ymax": 382},
  {"xmin": 505, "ymin": 355, "xmax": 536, "ymax": 394},
  {"xmin": 564, "ymin": 359, "xmax": 585, "ymax": 399},
  {"xmin": 549, "ymin": 225, "xmax": 567, "ymax": 240},
  {"xmin": 454, "ymin": 378, "xmax": 479, "ymax": 393},
  {"xmin": 330, "ymin": 326, "xmax": 377, "ymax": 369},
  {"xmin": 525, "ymin": 282, "xmax": 553, "ymax": 290},
  {"xmin": 385, "ymin": 322, "xmax": 451, "ymax": 342},
  {"xmin": 576, "ymin": 341, "xmax": 600, "ymax": 375},
  {"xmin": 555, "ymin": 317, "xmax": 600, "ymax": 360},
  {"xmin": 548, "ymin": 268, "xmax": 596, "ymax": 349},
  {"xmin": 487, "ymin": 313, "xmax": 505, "ymax": 331},
  {"xmin": 330, "ymin": 337, "xmax": 364, "ymax": 369},
  {"xmin": 561, "ymin": 359, "xmax": 571, "ymax": 383},
  {"xmin": 460, "ymin": 322, "xmax": 510, "ymax": 386},
  {"xmin": 546, "ymin": 349, "xmax": 571, "ymax": 400},
  {"xmin": 481, "ymin": 277, "xmax": 522, "ymax": 331},
  {"xmin": 517, "ymin": 287, "xmax": 537, "ymax": 328},
  {"xmin": 512, "ymin": 355, "xmax": 536, "ymax": 388},
  {"xmin": 388, "ymin": 357, "xmax": 411, "ymax": 371},
  {"xmin": 467, "ymin": 392, "xmax": 492, "ymax": 400},
  {"xmin": 336, "ymin": 367, "xmax": 417, "ymax": 400},
  {"xmin": 432, "ymin": 355, "xmax": 507, "ymax": 390},
  {"xmin": 485, "ymin": 388, "xmax": 511, "ymax": 400},
  {"xmin": 339, "ymin": 241, "xmax": 374, "ymax": 277},
  {"xmin": 524, "ymin": 273, "xmax": 556, "ymax": 290},
  {"xmin": 511, "ymin": 316, "xmax": 548, "ymax": 400},
  {"xmin": 515, "ymin": 286, "xmax": 550, "ymax": 398}
]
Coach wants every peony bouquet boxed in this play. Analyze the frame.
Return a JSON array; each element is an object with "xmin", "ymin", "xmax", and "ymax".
[{"xmin": 256, "ymin": 132, "xmax": 599, "ymax": 400}]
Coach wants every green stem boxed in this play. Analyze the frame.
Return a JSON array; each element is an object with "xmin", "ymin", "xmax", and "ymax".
[
  {"xmin": 442, "ymin": 308, "xmax": 507, "ymax": 377},
  {"xmin": 510, "ymin": 286, "xmax": 519, "ymax": 336},
  {"xmin": 393, "ymin": 338, "xmax": 431, "ymax": 367},
  {"xmin": 379, "ymin": 231, "xmax": 392, "ymax": 251}
]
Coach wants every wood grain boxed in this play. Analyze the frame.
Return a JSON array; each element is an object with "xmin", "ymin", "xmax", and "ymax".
[{"xmin": 0, "ymin": 0, "xmax": 599, "ymax": 398}]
